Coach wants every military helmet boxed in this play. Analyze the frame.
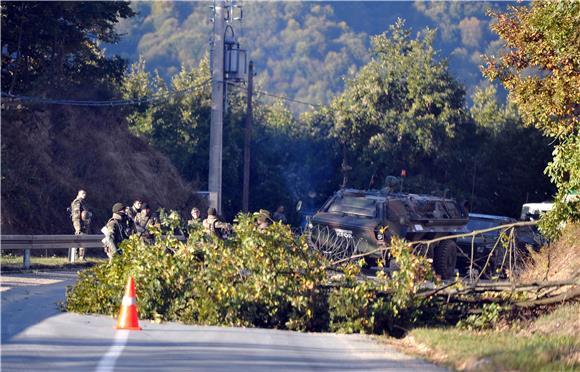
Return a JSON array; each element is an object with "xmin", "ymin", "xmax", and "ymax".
[
  {"xmin": 81, "ymin": 210, "xmax": 92, "ymax": 222},
  {"xmin": 208, "ymin": 207, "xmax": 217, "ymax": 216},
  {"xmin": 257, "ymin": 209, "xmax": 271, "ymax": 223},
  {"xmin": 112, "ymin": 202, "xmax": 125, "ymax": 213}
]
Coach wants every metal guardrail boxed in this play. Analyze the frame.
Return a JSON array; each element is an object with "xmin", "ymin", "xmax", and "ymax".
[{"xmin": 1, "ymin": 234, "xmax": 105, "ymax": 269}]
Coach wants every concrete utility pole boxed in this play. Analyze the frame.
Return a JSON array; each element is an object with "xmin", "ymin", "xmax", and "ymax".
[
  {"xmin": 209, "ymin": 0, "xmax": 226, "ymax": 214},
  {"xmin": 242, "ymin": 61, "xmax": 254, "ymax": 212}
]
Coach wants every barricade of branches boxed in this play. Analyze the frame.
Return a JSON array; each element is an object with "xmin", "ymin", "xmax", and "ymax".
[
  {"xmin": 313, "ymin": 220, "xmax": 579, "ymax": 320},
  {"xmin": 66, "ymin": 212, "xmax": 578, "ymax": 336}
]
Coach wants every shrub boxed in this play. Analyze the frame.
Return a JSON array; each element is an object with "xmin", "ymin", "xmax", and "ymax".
[
  {"xmin": 67, "ymin": 212, "xmax": 326, "ymax": 330},
  {"xmin": 457, "ymin": 303, "xmax": 503, "ymax": 331},
  {"xmin": 67, "ymin": 216, "xmax": 438, "ymax": 334},
  {"xmin": 328, "ymin": 237, "xmax": 436, "ymax": 335}
]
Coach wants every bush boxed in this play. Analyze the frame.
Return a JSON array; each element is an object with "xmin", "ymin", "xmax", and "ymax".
[
  {"xmin": 328, "ymin": 237, "xmax": 436, "ymax": 335},
  {"xmin": 67, "ymin": 215, "xmax": 438, "ymax": 334},
  {"xmin": 456, "ymin": 303, "xmax": 503, "ymax": 331},
  {"xmin": 67, "ymin": 212, "xmax": 327, "ymax": 330}
]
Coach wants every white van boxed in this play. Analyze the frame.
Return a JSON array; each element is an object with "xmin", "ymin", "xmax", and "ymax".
[{"xmin": 520, "ymin": 202, "xmax": 553, "ymax": 221}]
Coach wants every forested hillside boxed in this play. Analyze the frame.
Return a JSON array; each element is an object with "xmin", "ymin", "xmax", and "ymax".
[{"xmin": 106, "ymin": 1, "xmax": 509, "ymax": 108}]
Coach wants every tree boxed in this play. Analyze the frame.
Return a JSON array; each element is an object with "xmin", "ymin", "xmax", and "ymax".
[
  {"xmin": 1, "ymin": 1, "xmax": 134, "ymax": 95},
  {"xmin": 327, "ymin": 19, "xmax": 469, "ymax": 192},
  {"xmin": 469, "ymin": 85, "xmax": 554, "ymax": 216},
  {"xmin": 121, "ymin": 56, "xmax": 213, "ymax": 185},
  {"xmin": 483, "ymin": 1, "xmax": 580, "ymax": 237}
]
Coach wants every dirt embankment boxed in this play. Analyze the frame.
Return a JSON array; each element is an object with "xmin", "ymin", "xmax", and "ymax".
[
  {"xmin": 519, "ymin": 223, "xmax": 580, "ymax": 282},
  {"xmin": 1, "ymin": 105, "xmax": 198, "ymax": 234}
]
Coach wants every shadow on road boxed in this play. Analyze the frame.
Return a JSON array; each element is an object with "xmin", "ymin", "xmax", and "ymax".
[{"xmin": 1, "ymin": 272, "xmax": 76, "ymax": 343}]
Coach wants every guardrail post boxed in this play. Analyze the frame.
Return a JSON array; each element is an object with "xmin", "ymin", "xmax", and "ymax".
[
  {"xmin": 23, "ymin": 248, "xmax": 31, "ymax": 269},
  {"xmin": 69, "ymin": 247, "xmax": 77, "ymax": 263}
]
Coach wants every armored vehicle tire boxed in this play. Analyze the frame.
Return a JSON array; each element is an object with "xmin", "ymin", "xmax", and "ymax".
[{"xmin": 433, "ymin": 240, "xmax": 458, "ymax": 279}]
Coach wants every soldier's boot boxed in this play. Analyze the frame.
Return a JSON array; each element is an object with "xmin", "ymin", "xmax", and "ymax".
[{"xmin": 78, "ymin": 247, "xmax": 86, "ymax": 261}]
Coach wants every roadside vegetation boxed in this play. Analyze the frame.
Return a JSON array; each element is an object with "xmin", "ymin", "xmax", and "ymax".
[
  {"xmin": 403, "ymin": 305, "xmax": 579, "ymax": 372},
  {"xmin": 66, "ymin": 213, "xmax": 435, "ymax": 333},
  {"xmin": 0, "ymin": 254, "xmax": 106, "ymax": 272},
  {"xmin": 385, "ymin": 222, "xmax": 580, "ymax": 371}
]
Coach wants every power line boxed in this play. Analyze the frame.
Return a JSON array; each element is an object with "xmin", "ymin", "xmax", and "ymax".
[
  {"xmin": 227, "ymin": 81, "xmax": 374, "ymax": 125},
  {"xmin": 1, "ymin": 79, "xmax": 211, "ymax": 107},
  {"xmin": 226, "ymin": 81, "xmax": 323, "ymax": 108}
]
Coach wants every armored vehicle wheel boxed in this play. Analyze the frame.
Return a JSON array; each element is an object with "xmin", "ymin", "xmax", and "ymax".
[{"xmin": 434, "ymin": 240, "xmax": 458, "ymax": 279}]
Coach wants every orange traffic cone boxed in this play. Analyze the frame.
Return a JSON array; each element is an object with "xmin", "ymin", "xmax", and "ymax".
[{"xmin": 115, "ymin": 276, "xmax": 142, "ymax": 331}]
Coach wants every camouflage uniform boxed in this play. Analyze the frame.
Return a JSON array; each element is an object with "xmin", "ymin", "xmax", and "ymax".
[
  {"xmin": 127, "ymin": 205, "xmax": 140, "ymax": 222},
  {"xmin": 104, "ymin": 213, "xmax": 132, "ymax": 259},
  {"xmin": 70, "ymin": 196, "xmax": 89, "ymax": 260},
  {"xmin": 71, "ymin": 197, "xmax": 89, "ymax": 234},
  {"xmin": 257, "ymin": 209, "xmax": 272, "ymax": 231},
  {"xmin": 135, "ymin": 212, "xmax": 159, "ymax": 244},
  {"xmin": 202, "ymin": 215, "xmax": 231, "ymax": 239},
  {"xmin": 187, "ymin": 218, "xmax": 200, "ymax": 227}
]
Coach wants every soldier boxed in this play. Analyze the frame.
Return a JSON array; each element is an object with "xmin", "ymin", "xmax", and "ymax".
[
  {"xmin": 273, "ymin": 205, "xmax": 287, "ymax": 224},
  {"xmin": 187, "ymin": 207, "xmax": 201, "ymax": 228},
  {"xmin": 70, "ymin": 189, "xmax": 91, "ymax": 260},
  {"xmin": 202, "ymin": 207, "xmax": 231, "ymax": 239},
  {"xmin": 135, "ymin": 203, "xmax": 159, "ymax": 244},
  {"xmin": 257, "ymin": 209, "xmax": 272, "ymax": 231},
  {"xmin": 102, "ymin": 202, "xmax": 133, "ymax": 260},
  {"xmin": 126, "ymin": 199, "xmax": 142, "ymax": 221}
]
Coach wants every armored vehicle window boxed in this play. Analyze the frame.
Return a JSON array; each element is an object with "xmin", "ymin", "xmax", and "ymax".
[
  {"xmin": 327, "ymin": 196, "xmax": 376, "ymax": 218},
  {"xmin": 466, "ymin": 217, "xmax": 507, "ymax": 237},
  {"xmin": 467, "ymin": 218, "xmax": 499, "ymax": 231},
  {"xmin": 444, "ymin": 202, "xmax": 464, "ymax": 219}
]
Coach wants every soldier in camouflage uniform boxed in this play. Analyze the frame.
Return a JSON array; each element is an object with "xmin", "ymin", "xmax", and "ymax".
[
  {"xmin": 187, "ymin": 207, "xmax": 201, "ymax": 228},
  {"xmin": 70, "ymin": 189, "xmax": 90, "ymax": 260},
  {"xmin": 103, "ymin": 202, "xmax": 134, "ymax": 260},
  {"xmin": 202, "ymin": 207, "xmax": 231, "ymax": 239},
  {"xmin": 135, "ymin": 203, "xmax": 159, "ymax": 244},
  {"xmin": 127, "ymin": 199, "xmax": 142, "ymax": 221},
  {"xmin": 256, "ymin": 209, "xmax": 272, "ymax": 231}
]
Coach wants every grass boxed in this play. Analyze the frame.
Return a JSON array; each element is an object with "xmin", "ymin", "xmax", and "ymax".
[
  {"xmin": 1, "ymin": 253, "xmax": 107, "ymax": 272},
  {"xmin": 409, "ymin": 328, "xmax": 578, "ymax": 372},
  {"xmin": 384, "ymin": 302, "xmax": 580, "ymax": 372}
]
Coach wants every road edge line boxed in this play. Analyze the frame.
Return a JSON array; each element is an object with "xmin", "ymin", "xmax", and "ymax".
[{"xmin": 95, "ymin": 330, "xmax": 129, "ymax": 372}]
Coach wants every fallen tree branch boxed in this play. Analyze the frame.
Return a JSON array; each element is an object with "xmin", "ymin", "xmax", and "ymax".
[
  {"xmin": 515, "ymin": 286, "xmax": 580, "ymax": 308},
  {"xmin": 409, "ymin": 220, "xmax": 538, "ymax": 247}
]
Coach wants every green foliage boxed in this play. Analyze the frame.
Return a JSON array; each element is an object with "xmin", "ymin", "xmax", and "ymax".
[
  {"xmin": 328, "ymin": 237, "xmax": 435, "ymax": 334},
  {"xmin": 121, "ymin": 56, "xmax": 212, "ymax": 181},
  {"xmin": 484, "ymin": 1, "xmax": 580, "ymax": 236},
  {"xmin": 1, "ymin": 1, "xmax": 134, "ymax": 94},
  {"xmin": 67, "ymin": 212, "xmax": 327, "ymax": 330},
  {"xmin": 67, "ymin": 216, "xmax": 442, "ymax": 335},
  {"xmin": 468, "ymin": 85, "xmax": 553, "ymax": 216},
  {"xmin": 457, "ymin": 303, "xmax": 503, "ymax": 331},
  {"xmin": 108, "ymin": 2, "xmax": 368, "ymax": 110},
  {"xmin": 120, "ymin": 16, "xmax": 553, "ymax": 222},
  {"xmin": 330, "ymin": 19, "xmax": 466, "ymax": 157},
  {"xmin": 303, "ymin": 18, "xmax": 477, "ymax": 198}
]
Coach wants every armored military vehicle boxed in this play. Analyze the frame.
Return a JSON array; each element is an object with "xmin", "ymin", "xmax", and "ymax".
[{"xmin": 306, "ymin": 187, "xmax": 469, "ymax": 278}]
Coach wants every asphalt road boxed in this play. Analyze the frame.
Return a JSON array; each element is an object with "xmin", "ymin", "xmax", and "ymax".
[{"xmin": 1, "ymin": 271, "xmax": 447, "ymax": 371}]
